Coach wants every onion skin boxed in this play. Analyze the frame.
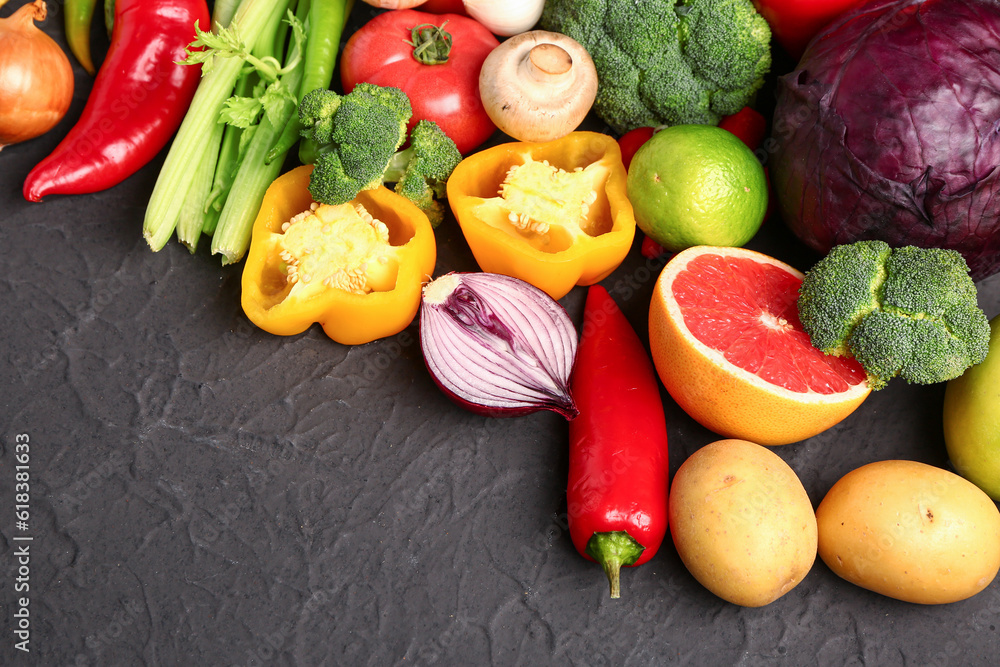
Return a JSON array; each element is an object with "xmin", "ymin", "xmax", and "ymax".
[
  {"xmin": 420, "ymin": 272, "xmax": 579, "ymax": 419},
  {"xmin": 0, "ymin": 0, "xmax": 74, "ymax": 149}
]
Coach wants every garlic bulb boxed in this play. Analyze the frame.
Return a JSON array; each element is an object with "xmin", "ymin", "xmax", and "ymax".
[{"xmin": 463, "ymin": 0, "xmax": 544, "ymax": 36}]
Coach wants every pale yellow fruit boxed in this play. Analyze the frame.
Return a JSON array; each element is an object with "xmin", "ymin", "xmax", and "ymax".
[
  {"xmin": 668, "ymin": 439, "xmax": 818, "ymax": 607},
  {"xmin": 816, "ymin": 460, "xmax": 1000, "ymax": 604},
  {"xmin": 944, "ymin": 315, "xmax": 1000, "ymax": 501}
]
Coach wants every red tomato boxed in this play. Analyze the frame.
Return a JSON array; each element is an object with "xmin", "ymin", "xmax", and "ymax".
[
  {"xmin": 340, "ymin": 9, "xmax": 499, "ymax": 155},
  {"xmin": 616, "ymin": 126, "xmax": 656, "ymax": 170},
  {"xmin": 718, "ymin": 106, "xmax": 766, "ymax": 151},
  {"xmin": 419, "ymin": 0, "xmax": 468, "ymax": 14},
  {"xmin": 752, "ymin": 0, "xmax": 868, "ymax": 60}
]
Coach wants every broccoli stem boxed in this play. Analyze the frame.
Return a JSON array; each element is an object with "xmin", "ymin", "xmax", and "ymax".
[{"xmin": 382, "ymin": 146, "xmax": 416, "ymax": 184}]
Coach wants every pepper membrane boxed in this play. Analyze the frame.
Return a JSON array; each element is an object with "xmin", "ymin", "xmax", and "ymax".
[
  {"xmin": 447, "ymin": 132, "xmax": 636, "ymax": 300},
  {"xmin": 241, "ymin": 165, "xmax": 437, "ymax": 346}
]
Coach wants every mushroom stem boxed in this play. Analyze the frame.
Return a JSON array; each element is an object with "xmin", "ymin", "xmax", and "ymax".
[{"xmin": 527, "ymin": 43, "xmax": 572, "ymax": 78}]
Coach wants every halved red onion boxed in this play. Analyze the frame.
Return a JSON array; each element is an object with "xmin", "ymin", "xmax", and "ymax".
[{"xmin": 420, "ymin": 272, "xmax": 579, "ymax": 419}]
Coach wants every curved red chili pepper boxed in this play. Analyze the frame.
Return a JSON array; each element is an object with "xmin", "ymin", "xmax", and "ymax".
[
  {"xmin": 23, "ymin": 0, "xmax": 209, "ymax": 202},
  {"xmin": 567, "ymin": 285, "xmax": 670, "ymax": 599}
]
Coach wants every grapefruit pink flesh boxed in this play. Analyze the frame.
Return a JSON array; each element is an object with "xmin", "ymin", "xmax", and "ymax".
[{"xmin": 672, "ymin": 253, "xmax": 868, "ymax": 395}]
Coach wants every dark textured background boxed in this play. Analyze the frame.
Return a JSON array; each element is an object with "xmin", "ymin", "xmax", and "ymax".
[{"xmin": 3, "ymin": 1, "xmax": 1000, "ymax": 665}]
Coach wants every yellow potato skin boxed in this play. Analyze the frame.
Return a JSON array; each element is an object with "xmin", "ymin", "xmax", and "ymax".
[
  {"xmin": 816, "ymin": 460, "xmax": 1000, "ymax": 605},
  {"xmin": 668, "ymin": 439, "xmax": 818, "ymax": 607}
]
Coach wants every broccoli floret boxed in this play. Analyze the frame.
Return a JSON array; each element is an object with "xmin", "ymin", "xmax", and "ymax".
[
  {"xmin": 797, "ymin": 240, "xmax": 891, "ymax": 356},
  {"xmin": 299, "ymin": 83, "xmax": 411, "ymax": 205},
  {"xmin": 540, "ymin": 0, "xmax": 771, "ymax": 134},
  {"xmin": 383, "ymin": 120, "xmax": 462, "ymax": 228},
  {"xmin": 297, "ymin": 84, "xmax": 462, "ymax": 223},
  {"xmin": 797, "ymin": 241, "xmax": 990, "ymax": 390}
]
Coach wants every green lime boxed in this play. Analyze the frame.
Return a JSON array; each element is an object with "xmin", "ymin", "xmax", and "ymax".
[{"xmin": 626, "ymin": 124, "xmax": 768, "ymax": 252}]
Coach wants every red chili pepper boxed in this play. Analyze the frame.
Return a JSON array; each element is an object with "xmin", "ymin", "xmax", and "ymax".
[
  {"xmin": 567, "ymin": 285, "xmax": 670, "ymax": 599},
  {"xmin": 23, "ymin": 0, "xmax": 209, "ymax": 202}
]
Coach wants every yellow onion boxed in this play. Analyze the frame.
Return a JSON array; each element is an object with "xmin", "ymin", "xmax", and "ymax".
[{"xmin": 0, "ymin": 0, "xmax": 74, "ymax": 150}]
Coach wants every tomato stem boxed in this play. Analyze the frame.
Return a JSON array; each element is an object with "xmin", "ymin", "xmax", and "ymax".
[
  {"xmin": 585, "ymin": 531, "xmax": 645, "ymax": 599},
  {"xmin": 408, "ymin": 22, "xmax": 453, "ymax": 65}
]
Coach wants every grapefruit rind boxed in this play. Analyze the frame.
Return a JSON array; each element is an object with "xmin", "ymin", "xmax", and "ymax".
[{"xmin": 649, "ymin": 246, "xmax": 871, "ymax": 446}]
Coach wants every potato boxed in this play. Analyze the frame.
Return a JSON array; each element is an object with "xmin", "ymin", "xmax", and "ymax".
[
  {"xmin": 668, "ymin": 439, "xmax": 818, "ymax": 607},
  {"xmin": 816, "ymin": 460, "xmax": 1000, "ymax": 604}
]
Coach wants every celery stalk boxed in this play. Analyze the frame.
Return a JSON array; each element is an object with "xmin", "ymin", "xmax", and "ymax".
[
  {"xmin": 142, "ymin": 0, "xmax": 287, "ymax": 252},
  {"xmin": 175, "ymin": 118, "xmax": 225, "ymax": 251},
  {"xmin": 211, "ymin": 0, "xmax": 242, "ymax": 30},
  {"xmin": 203, "ymin": 0, "xmax": 296, "ymax": 237},
  {"xmin": 210, "ymin": 8, "xmax": 306, "ymax": 265}
]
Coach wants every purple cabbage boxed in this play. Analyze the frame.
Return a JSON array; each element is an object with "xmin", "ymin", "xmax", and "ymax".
[{"xmin": 770, "ymin": 0, "xmax": 1000, "ymax": 281}]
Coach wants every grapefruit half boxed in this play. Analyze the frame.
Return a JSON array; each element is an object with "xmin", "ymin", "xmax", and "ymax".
[{"xmin": 649, "ymin": 246, "xmax": 871, "ymax": 445}]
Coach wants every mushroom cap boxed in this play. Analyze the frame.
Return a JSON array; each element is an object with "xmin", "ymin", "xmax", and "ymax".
[{"xmin": 479, "ymin": 30, "xmax": 598, "ymax": 143}]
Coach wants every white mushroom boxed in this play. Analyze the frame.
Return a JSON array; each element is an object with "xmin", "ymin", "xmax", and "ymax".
[{"xmin": 479, "ymin": 30, "xmax": 599, "ymax": 143}]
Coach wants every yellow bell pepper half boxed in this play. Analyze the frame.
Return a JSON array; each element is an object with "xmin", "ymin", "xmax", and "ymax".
[
  {"xmin": 446, "ymin": 131, "xmax": 636, "ymax": 300},
  {"xmin": 241, "ymin": 165, "xmax": 437, "ymax": 346}
]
